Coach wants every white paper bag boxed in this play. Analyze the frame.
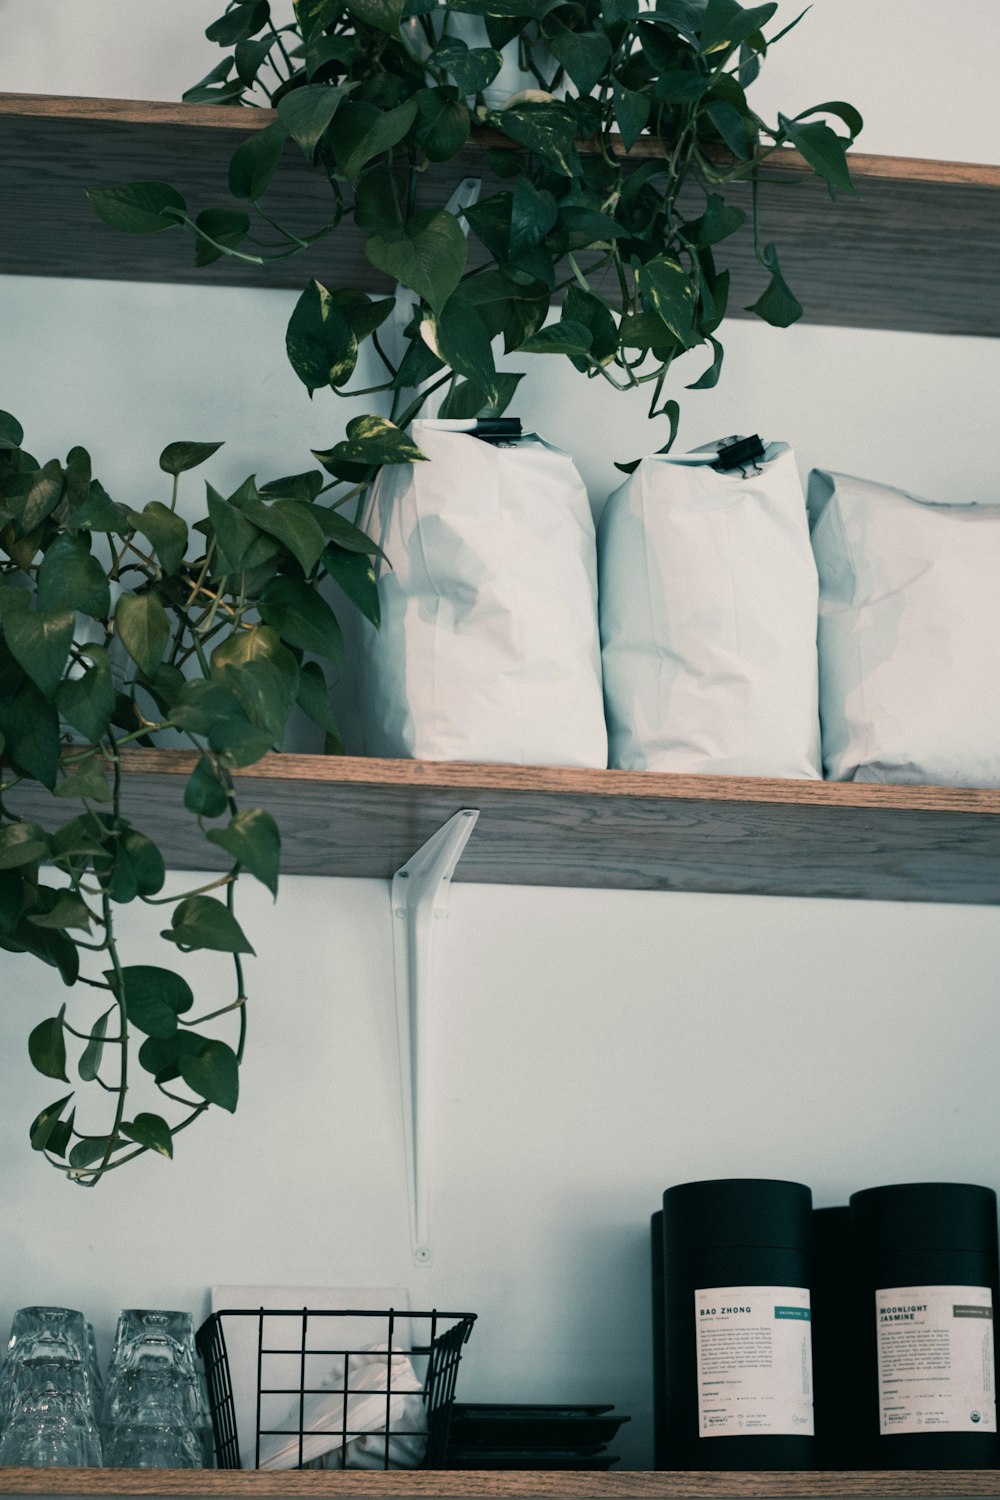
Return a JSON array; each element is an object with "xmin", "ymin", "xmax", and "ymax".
[
  {"xmin": 598, "ymin": 440, "xmax": 822, "ymax": 777},
  {"xmin": 359, "ymin": 420, "xmax": 607, "ymax": 767},
  {"xmin": 808, "ymin": 468, "xmax": 1000, "ymax": 786}
]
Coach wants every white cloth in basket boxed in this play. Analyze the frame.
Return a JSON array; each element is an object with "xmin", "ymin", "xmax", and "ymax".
[{"xmin": 255, "ymin": 1343, "xmax": 426, "ymax": 1471}]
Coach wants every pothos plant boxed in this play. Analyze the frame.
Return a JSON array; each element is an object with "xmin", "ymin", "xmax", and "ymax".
[
  {"xmin": 0, "ymin": 409, "xmax": 397, "ymax": 1184},
  {"xmin": 89, "ymin": 0, "xmax": 862, "ymax": 469},
  {"xmin": 4, "ymin": 0, "xmax": 861, "ymax": 1185}
]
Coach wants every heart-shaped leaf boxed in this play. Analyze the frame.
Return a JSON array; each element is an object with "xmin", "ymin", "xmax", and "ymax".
[
  {"xmin": 612, "ymin": 84, "xmax": 651, "ymax": 151},
  {"xmin": 0, "ymin": 821, "xmax": 50, "ymax": 870},
  {"xmin": 128, "ymin": 501, "xmax": 189, "ymax": 575},
  {"xmin": 745, "ymin": 242, "xmax": 803, "ymax": 326},
  {"xmin": 53, "ymin": 756, "xmax": 112, "ymax": 802},
  {"xmin": 27, "ymin": 891, "xmax": 93, "ymax": 932},
  {"xmin": 779, "ymin": 111, "xmax": 857, "ymax": 199},
  {"xmin": 515, "ymin": 319, "xmax": 593, "ymax": 355},
  {"xmin": 432, "ymin": 38, "xmax": 502, "ymax": 94},
  {"xmin": 79, "ymin": 1009, "xmax": 112, "ymax": 1084},
  {"xmin": 159, "ymin": 441, "xmax": 224, "ymax": 476},
  {"xmin": 413, "ymin": 88, "xmax": 470, "ymax": 163},
  {"xmin": 179, "ymin": 1039, "xmax": 240, "ymax": 1112},
  {"xmin": 699, "ymin": 0, "xmax": 777, "ymax": 53},
  {"xmin": 229, "ymin": 120, "xmax": 288, "ymax": 201},
  {"xmin": 87, "ymin": 182, "xmax": 186, "ymax": 235},
  {"xmin": 432, "ymin": 298, "xmax": 499, "ymax": 403},
  {"xmin": 365, "ymin": 209, "xmax": 467, "ymax": 312},
  {"xmin": 5, "ymin": 609, "xmax": 74, "ymax": 699},
  {"xmin": 346, "ymin": 0, "xmax": 404, "ymax": 36},
  {"xmin": 206, "ymin": 1, "xmax": 271, "ymax": 45},
  {"xmin": 485, "ymin": 102, "xmax": 581, "ymax": 177},
  {"xmin": 185, "ymin": 756, "xmax": 230, "ymax": 818},
  {"xmin": 113, "ymin": 965, "xmax": 195, "ymax": 1039},
  {"xmin": 297, "ymin": 666, "xmax": 344, "ymax": 752},
  {"xmin": 335, "ymin": 98, "xmax": 418, "ymax": 182},
  {"xmin": 278, "ymin": 82, "xmax": 357, "ymax": 160},
  {"xmin": 637, "ymin": 255, "xmax": 698, "ymax": 346},
  {"xmin": 0, "ymin": 410, "xmax": 24, "ymax": 450},
  {"xmin": 29, "ymin": 1093, "xmax": 74, "ymax": 1153},
  {"xmin": 114, "ymin": 592, "xmax": 170, "ymax": 677},
  {"xmin": 548, "ymin": 28, "xmax": 612, "ymax": 95},
  {"xmin": 121, "ymin": 1112, "xmax": 174, "ymax": 1158},
  {"xmin": 37, "ymin": 534, "xmax": 111, "ymax": 618},
  {"xmin": 286, "ymin": 281, "xmax": 358, "ymax": 393},
  {"xmin": 207, "ymin": 808, "xmax": 281, "ymax": 896},
  {"xmin": 259, "ymin": 575, "xmax": 344, "ymax": 660},
  {"xmin": 56, "ymin": 646, "xmax": 115, "ymax": 745},
  {"xmin": 29, "ymin": 1009, "xmax": 68, "ymax": 1082},
  {"xmin": 163, "ymin": 896, "xmax": 255, "ymax": 954}
]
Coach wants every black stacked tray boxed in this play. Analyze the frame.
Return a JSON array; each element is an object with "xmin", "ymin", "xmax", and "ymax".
[{"xmin": 445, "ymin": 1403, "xmax": 629, "ymax": 1470}]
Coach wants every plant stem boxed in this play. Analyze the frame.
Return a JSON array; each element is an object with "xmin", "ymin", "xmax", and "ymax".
[
  {"xmin": 181, "ymin": 994, "xmax": 247, "ymax": 1027},
  {"xmin": 82, "ymin": 740, "xmax": 130, "ymax": 1185},
  {"xmin": 141, "ymin": 872, "xmax": 235, "ymax": 906}
]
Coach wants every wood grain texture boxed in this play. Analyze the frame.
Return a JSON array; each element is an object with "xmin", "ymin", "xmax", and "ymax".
[
  {"xmin": 2, "ymin": 1470, "xmax": 1000, "ymax": 1498},
  {"xmin": 7, "ymin": 752, "xmax": 1000, "ymax": 904},
  {"xmin": 2, "ymin": 95, "xmax": 999, "ymax": 335}
]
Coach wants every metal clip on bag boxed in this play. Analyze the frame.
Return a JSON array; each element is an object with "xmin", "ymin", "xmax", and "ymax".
[
  {"xmin": 598, "ymin": 440, "xmax": 822, "ymax": 777},
  {"xmin": 359, "ymin": 420, "xmax": 608, "ymax": 767},
  {"xmin": 808, "ymin": 469, "xmax": 1000, "ymax": 787}
]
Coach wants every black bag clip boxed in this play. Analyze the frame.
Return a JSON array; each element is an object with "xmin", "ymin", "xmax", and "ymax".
[
  {"xmin": 471, "ymin": 418, "xmax": 522, "ymax": 444},
  {"xmin": 714, "ymin": 434, "xmax": 766, "ymax": 475}
]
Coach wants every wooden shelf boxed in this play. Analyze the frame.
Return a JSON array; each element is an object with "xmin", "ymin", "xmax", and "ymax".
[
  {"xmin": 7, "ymin": 751, "xmax": 1000, "ymax": 904},
  {"xmin": 2, "ymin": 1470, "xmax": 1000, "ymax": 1497},
  {"xmin": 2, "ymin": 93, "xmax": 1000, "ymax": 336}
]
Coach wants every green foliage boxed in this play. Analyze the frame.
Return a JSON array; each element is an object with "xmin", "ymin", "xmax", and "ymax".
[
  {"xmin": 0, "ymin": 424, "xmax": 369, "ymax": 1186},
  {"xmin": 87, "ymin": 0, "xmax": 860, "ymax": 462},
  {"xmin": 41, "ymin": 2, "xmax": 861, "ymax": 1187}
]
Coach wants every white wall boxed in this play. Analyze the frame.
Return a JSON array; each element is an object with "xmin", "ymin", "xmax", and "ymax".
[{"xmin": 1, "ymin": 2, "xmax": 1000, "ymax": 1472}]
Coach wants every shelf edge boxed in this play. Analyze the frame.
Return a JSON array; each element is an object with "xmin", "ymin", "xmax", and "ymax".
[
  {"xmin": 2, "ymin": 1470, "xmax": 1000, "ymax": 1498},
  {"xmin": 3, "ymin": 93, "xmax": 999, "ymax": 188},
  {"xmin": 114, "ymin": 749, "xmax": 1000, "ymax": 819}
]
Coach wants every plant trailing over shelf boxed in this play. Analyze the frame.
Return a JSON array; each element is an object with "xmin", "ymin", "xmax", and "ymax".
[
  {"xmin": 89, "ymin": 0, "xmax": 862, "ymax": 474},
  {"xmin": 0, "ymin": 409, "xmax": 390, "ymax": 1184}
]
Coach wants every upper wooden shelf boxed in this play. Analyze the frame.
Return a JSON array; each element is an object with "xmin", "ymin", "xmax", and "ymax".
[
  {"xmin": 8, "ymin": 751, "xmax": 1000, "ymax": 905},
  {"xmin": 2, "ymin": 93, "xmax": 999, "ymax": 336},
  {"xmin": 2, "ymin": 1468, "xmax": 1000, "ymax": 1497}
]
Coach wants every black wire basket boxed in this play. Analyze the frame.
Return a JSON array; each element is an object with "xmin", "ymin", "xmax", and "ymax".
[{"xmin": 196, "ymin": 1308, "xmax": 476, "ymax": 1471}]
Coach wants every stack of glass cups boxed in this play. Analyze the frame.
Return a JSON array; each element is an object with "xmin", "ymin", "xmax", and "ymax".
[
  {"xmin": 101, "ymin": 1310, "xmax": 211, "ymax": 1468},
  {"xmin": 0, "ymin": 1307, "xmax": 103, "ymax": 1467}
]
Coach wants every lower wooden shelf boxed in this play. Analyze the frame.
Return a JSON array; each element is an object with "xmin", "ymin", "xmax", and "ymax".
[
  {"xmin": 7, "ymin": 750, "xmax": 1000, "ymax": 905},
  {"xmin": 2, "ymin": 1471, "xmax": 1000, "ymax": 1497}
]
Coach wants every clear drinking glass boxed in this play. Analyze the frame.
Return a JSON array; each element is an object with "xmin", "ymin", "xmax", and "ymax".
[
  {"xmin": 3, "ymin": 1308, "xmax": 88, "ymax": 1387},
  {"xmin": 103, "ymin": 1313, "xmax": 207, "ymax": 1468},
  {"xmin": 0, "ymin": 1314, "xmax": 100, "ymax": 1464},
  {"xmin": 102, "ymin": 1360, "xmax": 200, "ymax": 1469},
  {"xmin": 0, "ymin": 1359, "xmax": 102, "ymax": 1467}
]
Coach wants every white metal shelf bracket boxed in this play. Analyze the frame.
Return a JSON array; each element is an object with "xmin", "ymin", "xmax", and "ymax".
[{"xmin": 391, "ymin": 808, "xmax": 479, "ymax": 1266}]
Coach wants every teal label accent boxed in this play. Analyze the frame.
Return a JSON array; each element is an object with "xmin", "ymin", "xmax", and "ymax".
[{"xmin": 775, "ymin": 1306, "xmax": 811, "ymax": 1321}]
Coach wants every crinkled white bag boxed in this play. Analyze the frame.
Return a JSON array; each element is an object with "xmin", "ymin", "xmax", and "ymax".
[
  {"xmin": 808, "ymin": 469, "xmax": 1000, "ymax": 786},
  {"xmin": 359, "ymin": 420, "xmax": 607, "ymax": 767},
  {"xmin": 598, "ymin": 440, "xmax": 821, "ymax": 777}
]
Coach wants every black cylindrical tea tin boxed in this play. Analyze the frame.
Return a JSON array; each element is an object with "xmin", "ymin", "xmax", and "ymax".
[
  {"xmin": 850, "ymin": 1182, "xmax": 1000, "ymax": 1469},
  {"xmin": 661, "ymin": 1178, "xmax": 815, "ymax": 1470},
  {"xmin": 810, "ymin": 1206, "xmax": 862, "ymax": 1469},
  {"xmin": 652, "ymin": 1210, "xmax": 666, "ymax": 1468}
]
